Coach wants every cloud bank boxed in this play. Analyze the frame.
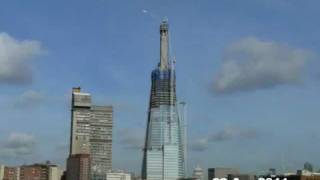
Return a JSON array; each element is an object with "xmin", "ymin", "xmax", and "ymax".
[
  {"xmin": 189, "ymin": 138, "xmax": 208, "ymax": 152},
  {"xmin": 213, "ymin": 37, "xmax": 313, "ymax": 94},
  {"xmin": 0, "ymin": 32, "xmax": 44, "ymax": 84},
  {"xmin": 0, "ymin": 133, "xmax": 37, "ymax": 159},
  {"xmin": 209, "ymin": 127, "xmax": 259, "ymax": 142},
  {"xmin": 190, "ymin": 127, "xmax": 259, "ymax": 152}
]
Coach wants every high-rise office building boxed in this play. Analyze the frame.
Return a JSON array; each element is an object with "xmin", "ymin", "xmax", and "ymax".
[
  {"xmin": 90, "ymin": 105, "xmax": 113, "ymax": 179},
  {"xmin": 70, "ymin": 87, "xmax": 92, "ymax": 155},
  {"xmin": 68, "ymin": 87, "xmax": 113, "ymax": 180},
  {"xmin": 141, "ymin": 20, "xmax": 186, "ymax": 180}
]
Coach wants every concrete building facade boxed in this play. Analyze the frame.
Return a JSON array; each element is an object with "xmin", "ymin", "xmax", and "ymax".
[
  {"xmin": 20, "ymin": 164, "xmax": 47, "ymax": 180},
  {"xmin": 3, "ymin": 167, "xmax": 20, "ymax": 180},
  {"xmin": 66, "ymin": 154, "xmax": 91, "ymax": 180},
  {"xmin": 68, "ymin": 87, "xmax": 113, "ymax": 180},
  {"xmin": 90, "ymin": 105, "xmax": 113, "ymax": 179},
  {"xmin": 19, "ymin": 162, "xmax": 62, "ymax": 180},
  {"xmin": 70, "ymin": 87, "xmax": 92, "ymax": 155},
  {"xmin": 48, "ymin": 166, "xmax": 63, "ymax": 180},
  {"xmin": 1, "ymin": 163, "xmax": 62, "ymax": 180}
]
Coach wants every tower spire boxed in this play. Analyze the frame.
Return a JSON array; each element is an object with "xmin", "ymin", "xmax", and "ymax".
[{"xmin": 160, "ymin": 19, "xmax": 169, "ymax": 69}]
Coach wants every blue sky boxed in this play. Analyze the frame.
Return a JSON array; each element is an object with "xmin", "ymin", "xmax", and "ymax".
[{"xmin": 0, "ymin": 0, "xmax": 320, "ymax": 176}]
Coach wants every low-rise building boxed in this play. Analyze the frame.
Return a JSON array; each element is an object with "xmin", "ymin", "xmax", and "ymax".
[
  {"xmin": 3, "ymin": 166, "xmax": 20, "ymax": 180},
  {"xmin": 0, "ymin": 165, "xmax": 4, "ymax": 180},
  {"xmin": 0, "ymin": 163, "xmax": 62, "ymax": 180},
  {"xmin": 227, "ymin": 174, "xmax": 255, "ymax": 180},
  {"xmin": 297, "ymin": 170, "xmax": 320, "ymax": 176},
  {"xmin": 48, "ymin": 166, "xmax": 63, "ymax": 180},
  {"xmin": 20, "ymin": 164, "xmax": 46, "ymax": 180},
  {"xmin": 20, "ymin": 162, "xmax": 62, "ymax": 180},
  {"xmin": 208, "ymin": 168, "xmax": 240, "ymax": 180},
  {"xmin": 106, "ymin": 170, "xmax": 131, "ymax": 180},
  {"xmin": 193, "ymin": 165, "xmax": 204, "ymax": 180}
]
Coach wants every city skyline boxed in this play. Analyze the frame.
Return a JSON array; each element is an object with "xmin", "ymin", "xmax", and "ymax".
[{"xmin": 0, "ymin": 0, "xmax": 320, "ymax": 176}]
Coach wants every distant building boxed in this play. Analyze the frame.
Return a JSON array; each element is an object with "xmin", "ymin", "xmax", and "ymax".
[
  {"xmin": 3, "ymin": 166, "xmax": 20, "ymax": 180},
  {"xmin": 20, "ymin": 164, "xmax": 48, "ymax": 180},
  {"xmin": 297, "ymin": 170, "xmax": 320, "ymax": 176},
  {"xmin": 19, "ymin": 162, "xmax": 62, "ymax": 180},
  {"xmin": 0, "ymin": 165, "xmax": 4, "ymax": 180},
  {"xmin": 49, "ymin": 166, "xmax": 63, "ymax": 180},
  {"xmin": 66, "ymin": 154, "xmax": 91, "ymax": 180},
  {"xmin": 90, "ymin": 105, "xmax": 113, "ymax": 179},
  {"xmin": 267, "ymin": 169, "xmax": 277, "ymax": 177},
  {"xmin": 70, "ymin": 87, "xmax": 92, "ymax": 155},
  {"xmin": 208, "ymin": 168, "xmax": 239, "ymax": 180},
  {"xmin": 227, "ymin": 174, "xmax": 255, "ymax": 180},
  {"xmin": 178, "ymin": 178, "xmax": 196, "ymax": 180},
  {"xmin": 0, "ymin": 163, "xmax": 62, "ymax": 180},
  {"xmin": 193, "ymin": 166, "xmax": 204, "ymax": 180},
  {"xmin": 106, "ymin": 171, "xmax": 131, "ymax": 180},
  {"xmin": 68, "ymin": 87, "xmax": 113, "ymax": 180}
]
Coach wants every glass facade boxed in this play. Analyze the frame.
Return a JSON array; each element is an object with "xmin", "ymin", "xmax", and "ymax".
[{"xmin": 142, "ymin": 21, "xmax": 185, "ymax": 180}]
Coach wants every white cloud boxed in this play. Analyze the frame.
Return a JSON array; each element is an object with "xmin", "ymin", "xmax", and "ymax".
[
  {"xmin": 0, "ymin": 32, "xmax": 44, "ymax": 84},
  {"xmin": 209, "ymin": 127, "xmax": 259, "ymax": 142},
  {"xmin": 13, "ymin": 90, "xmax": 45, "ymax": 108},
  {"xmin": 213, "ymin": 37, "xmax": 313, "ymax": 94},
  {"xmin": 190, "ymin": 127, "xmax": 259, "ymax": 152},
  {"xmin": 189, "ymin": 138, "xmax": 208, "ymax": 152},
  {"xmin": 0, "ymin": 133, "xmax": 37, "ymax": 158}
]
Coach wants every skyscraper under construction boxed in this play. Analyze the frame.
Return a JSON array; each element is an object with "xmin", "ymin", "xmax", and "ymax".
[{"xmin": 141, "ymin": 20, "xmax": 186, "ymax": 180}]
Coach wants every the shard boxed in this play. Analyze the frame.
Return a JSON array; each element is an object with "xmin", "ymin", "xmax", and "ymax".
[{"xmin": 141, "ymin": 20, "xmax": 186, "ymax": 180}]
